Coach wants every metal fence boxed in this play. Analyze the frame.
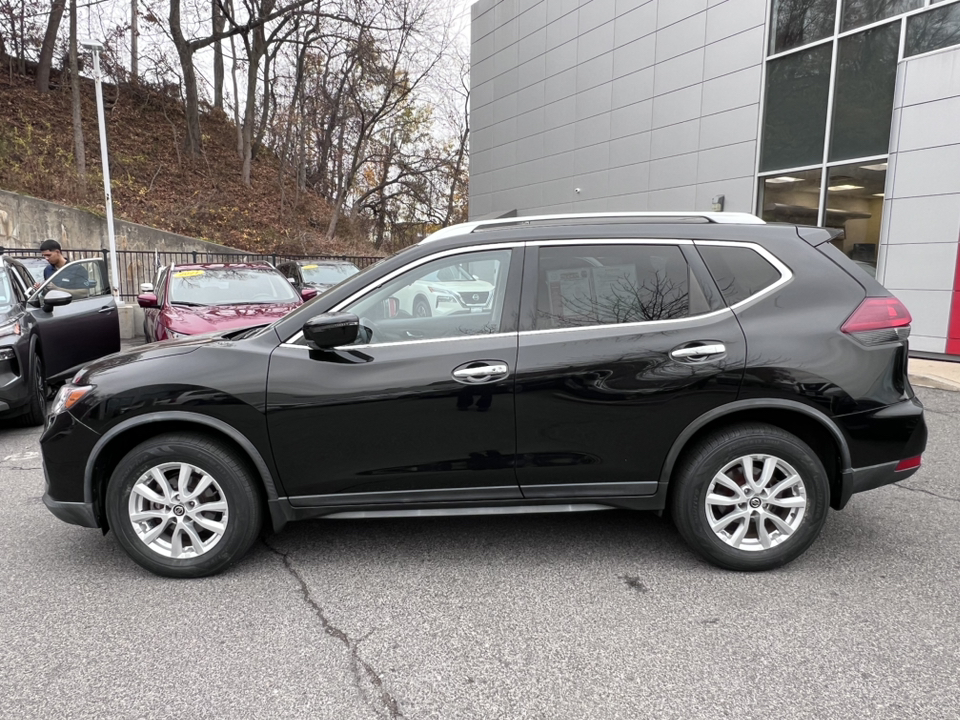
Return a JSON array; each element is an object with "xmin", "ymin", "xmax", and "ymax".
[{"xmin": 6, "ymin": 248, "xmax": 382, "ymax": 300}]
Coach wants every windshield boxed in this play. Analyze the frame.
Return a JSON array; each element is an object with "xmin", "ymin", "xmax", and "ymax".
[
  {"xmin": 169, "ymin": 266, "xmax": 300, "ymax": 306},
  {"xmin": 301, "ymin": 262, "xmax": 359, "ymax": 285}
]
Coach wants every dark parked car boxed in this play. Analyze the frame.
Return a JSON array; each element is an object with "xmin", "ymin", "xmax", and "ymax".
[
  {"xmin": 41, "ymin": 213, "xmax": 926, "ymax": 577},
  {"xmin": 1, "ymin": 254, "xmax": 120, "ymax": 426},
  {"xmin": 138, "ymin": 262, "xmax": 317, "ymax": 342},
  {"xmin": 276, "ymin": 259, "xmax": 360, "ymax": 293}
]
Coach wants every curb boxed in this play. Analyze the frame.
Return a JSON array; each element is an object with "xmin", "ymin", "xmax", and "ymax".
[{"xmin": 909, "ymin": 374, "xmax": 960, "ymax": 393}]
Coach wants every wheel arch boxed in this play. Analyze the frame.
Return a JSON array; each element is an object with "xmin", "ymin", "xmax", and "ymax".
[
  {"xmin": 86, "ymin": 412, "xmax": 282, "ymax": 531},
  {"xmin": 660, "ymin": 400, "xmax": 852, "ymax": 510}
]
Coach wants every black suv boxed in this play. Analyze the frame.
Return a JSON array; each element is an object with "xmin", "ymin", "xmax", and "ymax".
[{"xmin": 40, "ymin": 213, "xmax": 926, "ymax": 577}]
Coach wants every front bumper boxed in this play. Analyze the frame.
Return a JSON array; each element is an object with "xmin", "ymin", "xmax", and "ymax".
[
  {"xmin": 40, "ymin": 410, "xmax": 103, "ymax": 527},
  {"xmin": 42, "ymin": 494, "xmax": 98, "ymax": 528}
]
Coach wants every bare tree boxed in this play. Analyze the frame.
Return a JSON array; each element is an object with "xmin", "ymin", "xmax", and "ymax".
[
  {"xmin": 130, "ymin": 0, "xmax": 138, "ymax": 82},
  {"xmin": 36, "ymin": 0, "xmax": 65, "ymax": 91}
]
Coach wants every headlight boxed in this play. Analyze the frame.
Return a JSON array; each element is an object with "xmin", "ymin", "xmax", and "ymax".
[
  {"xmin": 51, "ymin": 384, "xmax": 94, "ymax": 416},
  {"xmin": 0, "ymin": 321, "xmax": 20, "ymax": 338}
]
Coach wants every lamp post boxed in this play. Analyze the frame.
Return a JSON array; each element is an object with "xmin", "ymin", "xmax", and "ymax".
[{"xmin": 81, "ymin": 41, "xmax": 122, "ymax": 302}]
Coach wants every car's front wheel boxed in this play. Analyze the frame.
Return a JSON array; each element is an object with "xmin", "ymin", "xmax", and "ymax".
[
  {"xmin": 670, "ymin": 423, "xmax": 829, "ymax": 571},
  {"xmin": 106, "ymin": 433, "xmax": 263, "ymax": 578}
]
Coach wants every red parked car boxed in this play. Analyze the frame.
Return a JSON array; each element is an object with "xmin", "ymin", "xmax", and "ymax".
[{"xmin": 137, "ymin": 262, "xmax": 317, "ymax": 342}]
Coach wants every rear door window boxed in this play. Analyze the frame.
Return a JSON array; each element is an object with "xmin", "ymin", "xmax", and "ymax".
[
  {"xmin": 533, "ymin": 244, "xmax": 692, "ymax": 330},
  {"xmin": 697, "ymin": 245, "xmax": 783, "ymax": 306}
]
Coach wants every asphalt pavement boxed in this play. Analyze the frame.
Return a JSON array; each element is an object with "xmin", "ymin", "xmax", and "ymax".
[{"xmin": 1, "ymin": 388, "xmax": 959, "ymax": 719}]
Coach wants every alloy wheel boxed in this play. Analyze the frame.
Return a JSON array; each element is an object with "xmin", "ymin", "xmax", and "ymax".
[
  {"xmin": 704, "ymin": 453, "xmax": 807, "ymax": 552},
  {"xmin": 127, "ymin": 462, "xmax": 229, "ymax": 559}
]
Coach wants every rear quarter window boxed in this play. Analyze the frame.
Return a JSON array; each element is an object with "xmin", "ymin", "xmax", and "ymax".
[{"xmin": 697, "ymin": 245, "xmax": 782, "ymax": 306}]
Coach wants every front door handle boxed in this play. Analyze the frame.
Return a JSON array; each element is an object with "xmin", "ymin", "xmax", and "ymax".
[
  {"xmin": 670, "ymin": 343, "xmax": 726, "ymax": 360},
  {"xmin": 452, "ymin": 361, "xmax": 509, "ymax": 384},
  {"xmin": 98, "ymin": 305, "xmax": 116, "ymax": 314}
]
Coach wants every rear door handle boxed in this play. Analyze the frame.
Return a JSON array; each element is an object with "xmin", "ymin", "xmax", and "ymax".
[
  {"xmin": 452, "ymin": 361, "xmax": 509, "ymax": 384},
  {"xmin": 670, "ymin": 343, "xmax": 726, "ymax": 360}
]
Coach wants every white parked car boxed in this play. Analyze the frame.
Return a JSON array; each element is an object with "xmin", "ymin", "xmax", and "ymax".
[{"xmin": 394, "ymin": 264, "xmax": 496, "ymax": 317}]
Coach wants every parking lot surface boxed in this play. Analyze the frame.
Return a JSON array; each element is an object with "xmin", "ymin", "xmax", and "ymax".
[{"xmin": 1, "ymin": 388, "xmax": 958, "ymax": 720}]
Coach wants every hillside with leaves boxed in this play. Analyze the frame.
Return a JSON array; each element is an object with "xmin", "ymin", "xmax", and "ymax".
[{"xmin": 0, "ymin": 0, "xmax": 470, "ymax": 256}]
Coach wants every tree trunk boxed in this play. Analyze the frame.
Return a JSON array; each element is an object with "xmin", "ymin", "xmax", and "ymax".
[
  {"xmin": 36, "ymin": 0, "xmax": 66, "ymax": 92},
  {"xmin": 169, "ymin": 0, "xmax": 202, "ymax": 155},
  {"xmin": 130, "ymin": 0, "xmax": 138, "ymax": 83},
  {"xmin": 69, "ymin": 0, "xmax": 85, "ymax": 193},
  {"xmin": 212, "ymin": 0, "xmax": 225, "ymax": 109},
  {"xmin": 240, "ymin": 36, "xmax": 259, "ymax": 187},
  {"xmin": 229, "ymin": 32, "xmax": 243, "ymax": 159}
]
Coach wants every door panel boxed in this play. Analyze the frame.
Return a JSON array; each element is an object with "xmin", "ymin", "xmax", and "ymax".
[
  {"xmin": 266, "ymin": 246, "xmax": 523, "ymax": 503},
  {"xmin": 31, "ymin": 259, "xmax": 121, "ymax": 378},
  {"xmin": 267, "ymin": 335, "xmax": 520, "ymax": 502},
  {"xmin": 514, "ymin": 242, "xmax": 746, "ymax": 497}
]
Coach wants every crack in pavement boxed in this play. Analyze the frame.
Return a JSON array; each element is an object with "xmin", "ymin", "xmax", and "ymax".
[
  {"xmin": 263, "ymin": 539, "xmax": 404, "ymax": 719},
  {"xmin": 893, "ymin": 482, "xmax": 960, "ymax": 504}
]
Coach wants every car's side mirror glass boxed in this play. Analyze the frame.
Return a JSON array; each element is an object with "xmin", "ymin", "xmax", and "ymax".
[
  {"xmin": 42, "ymin": 289, "xmax": 73, "ymax": 312},
  {"xmin": 301, "ymin": 286, "xmax": 318, "ymax": 301},
  {"xmin": 303, "ymin": 312, "xmax": 359, "ymax": 349},
  {"xmin": 137, "ymin": 292, "xmax": 159, "ymax": 309}
]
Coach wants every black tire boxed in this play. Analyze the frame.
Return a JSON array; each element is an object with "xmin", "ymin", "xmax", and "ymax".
[
  {"xmin": 413, "ymin": 297, "xmax": 432, "ymax": 318},
  {"xmin": 670, "ymin": 423, "xmax": 829, "ymax": 572},
  {"xmin": 14, "ymin": 351, "xmax": 46, "ymax": 427},
  {"xmin": 105, "ymin": 433, "xmax": 263, "ymax": 578}
]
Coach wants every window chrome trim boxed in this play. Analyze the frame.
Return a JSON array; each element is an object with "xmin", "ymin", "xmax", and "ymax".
[
  {"xmin": 281, "ymin": 242, "xmax": 522, "ymax": 345},
  {"xmin": 280, "ymin": 331, "xmax": 518, "ymax": 351},
  {"xmin": 518, "ymin": 308, "xmax": 734, "ymax": 338}
]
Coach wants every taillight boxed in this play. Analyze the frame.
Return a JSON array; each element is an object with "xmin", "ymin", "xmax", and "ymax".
[{"xmin": 842, "ymin": 297, "xmax": 911, "ymax": 346}]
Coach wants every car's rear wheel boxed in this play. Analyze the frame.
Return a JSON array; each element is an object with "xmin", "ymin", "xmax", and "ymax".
[
  {"xmin": 106, "ymin": 433, "xmax": 263, "ymax": 578},
  {"xmin": 14, "ymin": 351, "xmax": 46, "ymax": 427},
  {"xmin": 670, "ymin": 423, "xmax": 829, "ymax": 571}
]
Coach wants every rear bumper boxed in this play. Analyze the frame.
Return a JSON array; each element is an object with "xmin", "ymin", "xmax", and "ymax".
[{"xmin": 834, "ymin": 396, "xmax": 927, "ymax": 509}]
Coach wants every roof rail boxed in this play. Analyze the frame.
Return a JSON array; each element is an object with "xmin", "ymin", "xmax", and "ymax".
[{"xmin": 422, "ymin": 212, "xmax": 764, "ymax": 243}]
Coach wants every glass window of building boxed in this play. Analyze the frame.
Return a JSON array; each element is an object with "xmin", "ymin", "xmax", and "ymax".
[
  {"xmin": 840, "ymin": 0, "xmax": 922, "ymax": 32},
  {"xmin": 760, "ymin": 44, "xmax": 832, "ymax": 172},
  {"xmin": 824, "ymin": 162, "xmax": 887, "ymax": 271},
  {"xmin": 758, "ymin": 168, "xmax": 823, "ymax": 224},
  {"xmin": 829, "ymin": 22, "xmax": 900, "ymax": 162},
  {"xmin": 905, "ymin": 2, "xmax": 960, "ymax": 57},
  {"xmin": 770, "ymin": 0, "xmax": 836, "ymax": 54}
]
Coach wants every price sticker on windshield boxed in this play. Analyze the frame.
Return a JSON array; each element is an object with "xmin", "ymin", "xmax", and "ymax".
[
  {"xmin": 302, "ymin": 264, "xmax": 318, "ymax": 269},
  {"xmin": 174, "ymin": 270, "xmax": 206, "ymax": 278}
]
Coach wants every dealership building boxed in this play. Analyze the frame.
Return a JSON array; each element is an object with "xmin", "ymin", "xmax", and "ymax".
[{"xmin": 468, "ymin": 0, "xmax": 960, "ymax": 356}]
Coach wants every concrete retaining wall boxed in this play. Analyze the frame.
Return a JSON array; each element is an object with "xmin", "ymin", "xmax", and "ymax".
[{"xmin": 0, "ymin": 188, "xmax": 247, "ymax": 255}]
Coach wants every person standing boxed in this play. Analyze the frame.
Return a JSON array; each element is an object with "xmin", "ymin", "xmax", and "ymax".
[{"xmin": 36, "ymin": 239, "xmax": 68, "ymax": 287}]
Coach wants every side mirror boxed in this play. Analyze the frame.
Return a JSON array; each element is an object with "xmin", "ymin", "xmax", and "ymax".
[
  {"xmin": 42, "ymin": 289, "xmax": 73, "ymax": 313},
  {"xmin": 302, "ymin": 312, "xmax": 359, "ymax": 349},
  {"xmin": 140, "ymin": 283, "xmax": 154, "ymax": 293},
  {"xmin": 137, "ymin": 292, "xmax": 159, "ymax": 309},
  {"xmin": 300, "ymin": 286, "xmax": 318, "ymax": 301}
]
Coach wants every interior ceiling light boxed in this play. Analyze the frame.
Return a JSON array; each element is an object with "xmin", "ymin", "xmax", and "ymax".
[
  {"xmin": 764, "ymin": 176, "xmax": 804, "ymax": 184},
  {"xmin": 873, "ymin": 193, "xmax": 885, "ymax": 197},
  {"xmin": 828, "ymin": 184, "xmax": 864, "ymax": 191},
  {"xmin": 861, "ymin": 163, "xmax": 888, "ymax": 171}
]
